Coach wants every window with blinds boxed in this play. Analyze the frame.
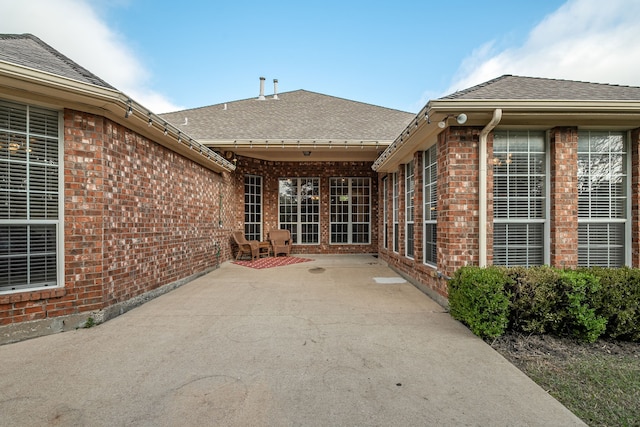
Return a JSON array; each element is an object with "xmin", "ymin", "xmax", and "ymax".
[
  {"xmin": 405, "ymin": 162, "xmax": 414, "ymax": 258},
  {"xmin": 493, "ymin": 130, "xmax": 546, "ymax": 266},
  {"xmin": 1, "ymin": 100, "xmax": 60, "ymax": 292},
  {"xmin": 423, "ymin": 145, "xmax": 437, "ymax": 266},
  {"xmin": 578, "ymin": 131, "xmax": 627, "ymax": 267},
  {"xmin": 244, "ymin": 175, "xmax": 262, "ymax": 241},
  {"xmin": 330, "ymin": 177, "xmax": 370, "ymax": 244},
  {"xmin": 278, "ymin": 178, "xmax": 320, "ymax": 244}
]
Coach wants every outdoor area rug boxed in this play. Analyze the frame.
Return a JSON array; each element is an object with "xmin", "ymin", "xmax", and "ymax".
[{"xmin": 232, "ymin": 256, "xmax": 313, "ymax": 269}]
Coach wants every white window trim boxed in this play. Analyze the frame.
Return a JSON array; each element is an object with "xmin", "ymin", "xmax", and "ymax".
[
  {"xmin": 0, "ymin": 103, "xmax": 64, "ymax": 294},
  {"xmin": 392, "ymin": 172, "xmax": 399, "ymax": 253},
  {"xmin": 577, "ymin": 130, "xmax": 631, "ymax": 267},
  {"xmin": 423, "ymin": 146, "xmax": 437, "ymax": 267},
  {"xmin": 277, "ymin": 177, "xmax": 320, "ymax": 245},
  {"xmin": 405, "ymin": 162, "xmax": 414, "ymax": 259},
  {"xmin": 329, "ymin": 177, "xmax": 371, "ymax": 245},
  {"xmin": 492, "ymin": 130, "xmax": 549, "ymax": 267},
  {"xmin": 244, "ymin": 174, "xmax": 263, "ymax": 241},
  {"xmin": 382, "ymin": 176, "xmax": 388, "ymax": 250}
]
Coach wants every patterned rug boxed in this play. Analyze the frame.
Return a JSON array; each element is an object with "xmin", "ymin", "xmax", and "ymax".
[{"xmin": 232, "ymin": 256, "xmax": 313, "ymax": 269}]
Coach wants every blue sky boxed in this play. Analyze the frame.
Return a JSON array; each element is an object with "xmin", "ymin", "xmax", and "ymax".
[{"xmin": 2, "ymin": 0, "xmax": 640, "ymax": 113}]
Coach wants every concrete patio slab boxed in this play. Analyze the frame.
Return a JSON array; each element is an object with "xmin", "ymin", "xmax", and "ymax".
[{"xmin": 0, "ymin": 255, "xmax": 585, "ymax": 426}]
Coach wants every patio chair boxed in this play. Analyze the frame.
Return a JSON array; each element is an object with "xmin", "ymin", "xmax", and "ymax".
[
  {"xmin": 232, "ymin": 231, "xmax": 259, "ymax": 260},
  {"xmin": 269, "ymin": 229, "xmax": 292, "ymax": 257}
]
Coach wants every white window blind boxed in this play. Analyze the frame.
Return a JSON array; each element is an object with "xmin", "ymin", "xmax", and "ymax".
[
  {"xmin": 578, "ymin": 131, "xmax": 627, "ymax": 267},
  {"xmin": 493, "ymin": 130, "xmax": 546, "ymax": 266},
  {"xmin": 1, "ymin": 100, "xmax": 60, "ymax": 292}
]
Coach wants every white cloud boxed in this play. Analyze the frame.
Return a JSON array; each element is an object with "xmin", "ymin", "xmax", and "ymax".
[
  {"xmin": 446, "ymin": 0, "xmax": 640, "ymax": 96},
  {"xmin": 0, "ymin": 0, "xmax": 181, "ymax": 113}
]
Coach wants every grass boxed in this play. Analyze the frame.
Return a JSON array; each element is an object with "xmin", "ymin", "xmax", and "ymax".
[{"xmin": 497, "ymin": 339, "xmax": 640, "ymax": 427}]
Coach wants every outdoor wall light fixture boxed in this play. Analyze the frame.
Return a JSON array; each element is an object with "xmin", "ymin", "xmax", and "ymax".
[{"xmin": 437, "ymin": 113, "xmax": 468, "ymax": 128}]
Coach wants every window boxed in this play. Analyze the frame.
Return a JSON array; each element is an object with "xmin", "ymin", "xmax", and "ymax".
[
  {"xmin": 244, "ymin": 175, "xmax": 262, "ymax": 241},
  {"xmin": 278, "ymin": 178, "xmax": 320, "ymax": 244},
  {"xmin": 392, "ymin": 172, "xmax": 399, "ymax": 253},
  {"xmin": 493, "ymin": 131, "xmax": 546, "ymax": 266},
  {"xmin": 382, "ymin": 176, "xmax": 388, "ymax": 249},
  {"xmin": 423, "ymin": 145, "xmax": 437, "ymax": 265},
  {"xmin": 1, "ymin": 100, "xmax": 61, "ymax": 292},
  {"xmin": 405, "ymin": 162, "xmax": 414, "ymax": 258},
  {"xmin": 330, "ymin": 177, "xmax": 370, "ymax": 244},
  {"xmin": 578, "ymin": 131, "xmax": 627, "ymax": 267}
]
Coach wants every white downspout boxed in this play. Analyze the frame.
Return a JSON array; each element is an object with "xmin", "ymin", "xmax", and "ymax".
[{"xmin": 479, "ymin": 108, "xmax": 502, "ymax": 267}]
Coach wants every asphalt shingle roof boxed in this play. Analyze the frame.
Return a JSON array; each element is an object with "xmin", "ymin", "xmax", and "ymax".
[
  {"xmin": 0, "ymin": 34, "xmax": 115, "ymax": 90},
  {"xmin": 441, "ymin": 75, "xmax": 640, "ymax": 101},
  {"xmin": 160, "ymin": 90, "xmax": 414, "ymax": 141}
]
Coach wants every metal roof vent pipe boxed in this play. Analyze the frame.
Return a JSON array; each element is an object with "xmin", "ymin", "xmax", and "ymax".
[
  {"xmin": 258, "ymin": 76, "xmax": 266, "ymax": 100},
  {"xmin": 273, "ymin": 79, "xmax": 279, "ymax": 100}
]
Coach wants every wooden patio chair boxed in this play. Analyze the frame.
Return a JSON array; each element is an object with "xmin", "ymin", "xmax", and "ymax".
[
  {"xmin": 232, "ymin": 231, "xmax": 259, "ymax": 260},
  {"xmin": 269, "ymin": 229, "xmax": 292, "ymax": 257}
]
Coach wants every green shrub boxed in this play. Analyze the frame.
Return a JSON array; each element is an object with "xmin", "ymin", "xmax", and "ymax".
[
  {"xmin": 504, "ymin": 267, "xmax": 606, "ymax": 343},
  {"xmin": 587, "ymin": 267, "xmax": 640, "ymax": 341},
  {"xmin": 448, "ymin": 266, "xmax": 511, "ymax": 339},
  {"xmin": 504, "ymin": 266, "xmax": 563, "ymax": 334},
  {"xmin": 556, "ymin": 270, "xmax": 607, "ymax": 343}
]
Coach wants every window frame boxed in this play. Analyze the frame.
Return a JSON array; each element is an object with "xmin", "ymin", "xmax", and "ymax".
[
  {"xmin": 492, "ymin": 130, "xmax": 549, "ymax": 267},
  {"xmin": 278, "ymin": 177, "xmax": 320, "ymax": 245},
  {"xmin": 0, "ymin": 100, "xmax": 63, "ymax": 294},
  {"xmin": 577, "ymin": 130, "xmax": 630, "ymax": 267},
  {"xmin": 329, "ymin": 177, "xmax": 371, "ymax": 245},
  {"xmin": 382, "ymin": 176, "xmax": 388, "ymax": 250},
  {"xmin": 243, "ymin": 174, "xmax": 263, "ymax": 241},
  {"xmin": 392, "ymin": 172, "xmax": 399, "ymax": 253},
  {"xmin": 423, "ymin": 145, "xmax": 437, "ymax": 266},
  {"xmin": 405, "ymin": 161, "xmax": 414, "ymax": 259}
]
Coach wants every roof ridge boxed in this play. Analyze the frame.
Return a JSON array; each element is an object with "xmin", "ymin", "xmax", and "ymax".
[{"xmin": 163, "ymin": 89, "xmax": 412, "ymax": 115}]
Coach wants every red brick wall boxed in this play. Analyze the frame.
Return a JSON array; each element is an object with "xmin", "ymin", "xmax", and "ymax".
[
  {"xmin": 550, "ymin": 127, "xmax": 579, "ymax": 268},
  {"xmin": 379, "ymin": 127, "xmax": 482, "ymax": 300},
  {"xmin": 233, "ymin": 155, "xmax": 379, "ymax": 254},
  {"xmin": 0, "ymin": 110, "xmax": 232, "ymax": 328}
]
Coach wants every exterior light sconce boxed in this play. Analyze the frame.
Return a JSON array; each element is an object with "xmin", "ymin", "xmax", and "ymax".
[{"xmin": 437, "ymin": 113, "xmax": 468, "ymax": 128}]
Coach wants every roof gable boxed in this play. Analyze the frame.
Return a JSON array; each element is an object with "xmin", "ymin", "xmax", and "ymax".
[
  {"xmin": 0, "ymin": 34, "xmax": 114, "ymax": 89},
  {"xmin": 442, "ymin": 75, "xmax": 640, "ymax": 101},
  {"xmin": 160, "ymin": 89, "xmax": 414, "ymax": 142}
]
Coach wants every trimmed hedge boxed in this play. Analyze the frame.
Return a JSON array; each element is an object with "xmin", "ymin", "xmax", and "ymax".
[
  {"xmin": 448, "ymin": 266, "xmax": 640, "ymax": 343},
  {"xmin": 448, "ymin": 266, "xmax": 511, "ymax": 339}
]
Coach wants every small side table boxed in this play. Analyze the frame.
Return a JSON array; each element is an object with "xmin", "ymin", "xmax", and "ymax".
[{"xmin": 258, "ymin": 241, "xmax": 271, "ymax": 258}]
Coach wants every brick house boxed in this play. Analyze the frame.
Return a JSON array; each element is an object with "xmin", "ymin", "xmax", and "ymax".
[
  {"xmin": 2, "ymin": 34, "xmax": 640, "ymax": 342},
  {"xmin": 0, "ymin": 34, "xmax": 411, "ymax": 342},
  {"xmin": 373, "ymin": 76, "xmax": 640, "ymax": 304}
]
